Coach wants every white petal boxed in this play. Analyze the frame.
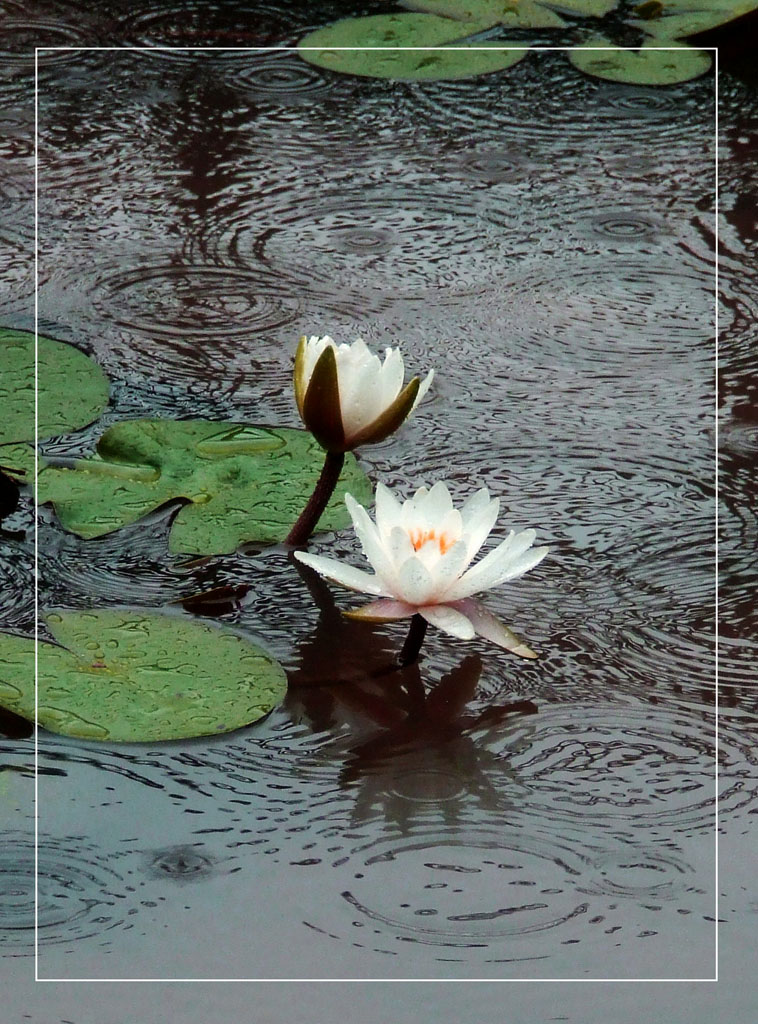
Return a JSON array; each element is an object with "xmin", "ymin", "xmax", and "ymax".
[
  {"xmin": 459, "ymin": 486, "xmax": 491, "ymax": 528},
  {"xmin": 462, "ymin": 497, "xmax": 500, "ymax": 562},
  {"xmin": 301, "ymin": 335, "xmax": 334, "ymax": 388},
  {"xmin": 338, "ymin": 354, "xmax": 385, "ymax": 438},
  {"xmin": 452, "ymin": 598, "xmax": 538, "ymax": 658},
  {"xmin": 490, "ymin": 545, "xmax": 550, "ymax": 585},
  {"xmin": 379, "ymin": 347, "xmax": 405, "ymax": 404},
  {"xmin": 418, "ymin": 480, "xmax": 454, "ymax": 521},
  {"xmin": 424, "ymin": 539, "xmax": 473, "ymax": 600},
  {"xmin": 397, "ymin": 556, "xmax": 435, "ymax": 605},
  {"xmin": 419, "ymin": 604, "xmax": 475, "ymax": 640},
  {"xmin": 294, "ymin": 551, "xmax": 384, "ymax": 596},
  {"xmin": 375, "ymin": 482, "xmax": 404, "ymax": 539},
  {"xmin": 401, "ymin": 488, "xmax": 427, "ymax": 526},
  {"xmin": 446, "ymin": 530, "xmax": 544, "ymax": 600},
  {"xmin": 438, "ymin": 508, "xmax": 463, "ymax": 543},
  {"xmin": 345, "ymin": 494, "xmax": 397, "ymax": 587},
  {"xmin": 410, "ymin": 368, "xmax": 434, "ymax": 411},
  {"xmin": 387, "ymin": 525, "xmax": 415, "ymax": 570}
]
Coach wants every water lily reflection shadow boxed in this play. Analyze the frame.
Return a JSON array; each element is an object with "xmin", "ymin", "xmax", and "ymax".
[{"xmin": 288, "ymin": 555, "xmax": 537, "ymax": 830}]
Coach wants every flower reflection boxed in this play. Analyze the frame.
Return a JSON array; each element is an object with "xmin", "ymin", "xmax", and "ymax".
[{"xmin": 288, "ymin": 554, "xmax": 537, "ymax": 830}]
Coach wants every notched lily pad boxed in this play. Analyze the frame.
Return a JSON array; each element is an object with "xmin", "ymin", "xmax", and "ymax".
[
  {"xmin": 0, "ymin": 328, "xmax": 109, "ymax": 449},
  {"xmin": 36, "ymin": 419, "xmax": 373, "ymax": 554},
  {"xmin": 0, "ymin": 609, "xmax": 287, "ymax": 743},
  {"xmin": 299, "ymin": 14, "xmax": 528, "ymax": 80},
  {"xmin": 569, "ymin": 37, "xmax": 712, "ymax": 84}
]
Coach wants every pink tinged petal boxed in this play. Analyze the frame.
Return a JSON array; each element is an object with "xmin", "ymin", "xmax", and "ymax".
[
  {"xmin": 446, "ymin": 529, "xmax": 540, "ymax": 600},
  {"xmin": 452, "ymin": 599, "xmax": 539, "ymax": 658},
  {"xmin": 397, "ymin": 555, "xmax": 435, "ymax": 605},
  {"xmin": 419, "ymin": 604, "xmax": 475, "ymax": 640},
  {"xmin": 375, "ymin": 481, "xmax": 403, "ymax": 539},
  {"xmin": 343, "ymin": 598, "xmax": 416, "ymax": 622},
  {"xmin": 293, "ymin": 551, "xmax": 384, "ymax": 596}
]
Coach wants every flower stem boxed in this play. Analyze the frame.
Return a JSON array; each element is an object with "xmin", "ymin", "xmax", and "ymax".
[
  {"xmin": 285, "ymin": 450, "xmax": 345, "ymax": 547},
  {"xmin": 398, "ymin": 613, "xmax": 428, "ymax": 667}
]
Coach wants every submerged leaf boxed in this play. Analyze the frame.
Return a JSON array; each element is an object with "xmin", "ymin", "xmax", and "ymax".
[
  {"xmin": 299, "ymin": 14, "xmax": 528, "ymax": 80},
  {"xmin": 0, "ymin": 609, "xmax": 287, "ymax": 742},
  {"xmin": 569, "ymin": 37, "xmax": 712, "ymax": 84},
  {"xmin": 0, "ymin": 328, "xmax": 109, "ymax": 447},
  {"xmin": 36, "ymin": 419, "xmax": 373, "ymax": 554}
]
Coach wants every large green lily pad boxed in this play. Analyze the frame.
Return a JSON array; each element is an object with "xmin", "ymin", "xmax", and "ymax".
[
  {"xmin": 299, "ymin": 14, "xmax": 528, "ymax": 80},
  {"xmin": 0, "ymin": 328, "xmax": 109, "ymax": 448},
  {"xmin": 569, "ymin": 38, "xmax": 712, "ymax": 83},
  {"xmin": 36, "ymin": 419, "xmax": 373, "ymax": 554},
  {"xmin": 0, "ymin": 609, "xmax": 287, "ymax": 742}
]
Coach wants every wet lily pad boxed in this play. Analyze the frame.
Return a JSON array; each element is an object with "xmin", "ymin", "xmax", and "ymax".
[
  {"xmin": 299, "ymin": 14, "xmax": 528, "ymax": 80},
  {"xmin": 0, "ymin": 443, "xmax": 36, "ymax": 482},
  {"xmin": 569, "ymin": 37, "xmax": 712, "ymax": 83},
  {"xmin": 0, "ymin": 328, "xmax": 109, "ymax": 448},
  {"xmin": 36, "ymin": 419, "xmax": 373, "ymax": 554},
  {"xmin": 0, "ymin": 609, "xmax": 287, "ymax": 742},
  {"xmin": 400, "ymin": 0, "xmax": 567, "ymax": 28},
  {"xmin": 632, "ymin": 0, "xmax": 758, "ymax": 39}
]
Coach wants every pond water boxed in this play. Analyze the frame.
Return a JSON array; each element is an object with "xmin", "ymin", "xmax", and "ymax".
[{"xmin": 0, "ymin": 1, "xmax": 756, "ymax": 1019}]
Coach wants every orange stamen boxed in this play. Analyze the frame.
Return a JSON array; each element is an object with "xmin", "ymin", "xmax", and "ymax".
[{"xmin": 408, "ymin": 527, "xmax": 453, "ymax": 554}]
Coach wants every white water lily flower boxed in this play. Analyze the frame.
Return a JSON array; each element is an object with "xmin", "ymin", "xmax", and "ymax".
[
  {"xmin": 294, "ymin": 335, "xmax": 434, "ymax": 453},
  {"xmin": 295, "ymin": 481, "xmax": 549, "ymax": 658}
]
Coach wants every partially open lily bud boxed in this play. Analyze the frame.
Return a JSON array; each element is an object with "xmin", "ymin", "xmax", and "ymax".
[{"xmin": 293, "ymin": 335, "xmax": 434, "ymax": 453}]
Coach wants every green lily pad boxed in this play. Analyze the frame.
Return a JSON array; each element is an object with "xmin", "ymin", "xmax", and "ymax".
[
  {"xmin": 402, "ymin": 0, "xmax": 621, "ymax": 21},
  {"xmin": 0, "ymin": 443, "xmax": 36, "ymax": 482},
  {"xmin": 36, "ymin": 419, "xmax": 373, "ymax": 554},
  {"xmin": 299, "ymin": 14, "xmax": 528, "ymax": 80},
  {"xmin": 0, "ymin": 328, "xmax": 109, "ymax": 447},
  {"xmin": 633, "ymin": 0, "xmax": 758, "ymax": 39},
  {"xmin": 544, "ymin": 0, "xmax": 618, "ymax": 14},
  {"xmin": 569, "ymin": 37, "xmax": 712, "ymax": 83},
  {"xmin": 0, "ymin": 609, "xmax": 287, "ymax": 742},
  {"xmin": 399, "ymin": 0, "xmax": 567, "ymax": 28}
]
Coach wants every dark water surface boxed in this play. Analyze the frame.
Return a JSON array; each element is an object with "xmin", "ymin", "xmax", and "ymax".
[{"xmin": 1, "ymin": 1, "xmax": 756, "ymax": 1019}]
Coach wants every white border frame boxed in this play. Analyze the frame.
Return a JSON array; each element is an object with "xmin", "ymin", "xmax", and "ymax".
[{"xmin": 33, "ymin": 43, "xmax": 720, "ymax": 985}]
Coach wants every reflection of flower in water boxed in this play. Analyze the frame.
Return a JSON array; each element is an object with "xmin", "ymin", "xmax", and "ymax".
[{"xmin": 287, "ymin": 555, "xmax": 537, "ymax": 831}]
